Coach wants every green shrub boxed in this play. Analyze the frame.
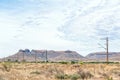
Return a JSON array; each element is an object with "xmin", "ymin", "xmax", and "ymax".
[
  {"xmin": 15, "ymin": 60, "xmax": 18, "ymax": 62},
  {"xmin": 59, "ymin": 61, "xmax": 68, "ymax": 64},
  {"xmin": 79, "ymin": 61, "xmax": 84, "ymax": 65},
  {"xmin": 71, "ymin": 61, "xmax": 77, "ymax": 64},
  {"xmin": 55, "ymin": 73, "xmax": 69, "ymax": 79},
  {"xmin": 7, "ymin": 59, "xmax": 11, "ymax": 62},
  {"xmin": 70, "ymin": 74, "xmax": 79, "ymax": 80},
  {"xmin": 30, "ymin": 71, "xmax": 41, "ymax": 74}
]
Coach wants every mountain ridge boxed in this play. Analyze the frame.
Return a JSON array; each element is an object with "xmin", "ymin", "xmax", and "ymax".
[
  {"xmin": 1, "ymin": 50, "xmax": 120, "ymax": 62},
  {"xmin": 86, "ymin": 52, "xmax": 120, "ymax": 61},
  {"xmin": 2, "ymin": 49, "xmax": 85, "ymax": 62}
]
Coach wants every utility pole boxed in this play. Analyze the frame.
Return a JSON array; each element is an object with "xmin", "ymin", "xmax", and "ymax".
[
  {"xmin": 3, "ymin": 57, "xmax": 5, "ymax": 62},
  {"xmin": 35, "ymin": 53, "xmax": 37, "ymax": 63},
  {"xmin": 17, "ymin": 53, "xmax": 19, "ymax": 62},
  {"xmin": 35, "ymin": 52, "xmax": 38, "ymax": 71},
  {"xmin": 106, "ymin": 37, "xmax": 109, "ymax": 63},
  {"xmin": 98, "ymin": 37, "xmax": 109, "ymax": 63},
  {"xmin": 23, "ymin": 52, "xmax": 24, "ymax": 62},
  {"xmin": 45, "ymin": 50, "xmax": 48, "ymax": 63}
]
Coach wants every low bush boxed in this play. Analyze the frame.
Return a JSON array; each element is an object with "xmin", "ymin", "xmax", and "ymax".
[
  {"xmin": 71, "ymin": 61, "xmax": 77, "ymax": 64},
  {"xmin": 59, "ymin": 61, "xmax": 68, "ymax": 64},
  {"xmin": 77, "ymin": 69, "xmax": 93, "ymax": 80},
  {"xmin": 30, "ymin": 71, "xmax": 41, "ymax": 74},
  {"xmin": 55, "ymin": 73, "xmax": 69, "ymax": 79},
  {"xmin": 2, "ymin": 62, "xmax": 12, "ymax": 72},
  {"xmin": 70, "ymin": 74, "xmax": 79, "ymax": 80}
]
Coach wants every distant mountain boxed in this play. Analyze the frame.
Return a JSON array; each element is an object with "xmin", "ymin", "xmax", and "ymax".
[
  {"xmin": 86, "ymin": 52, "xmax": 120, "ymax": 61},
  {"xmin": 2, "ymin": 50, "xmax": 120, "ymax": 62},
  {"xmin": 2, "ymin": 49, "xmax": 85, "ymax": 62}
]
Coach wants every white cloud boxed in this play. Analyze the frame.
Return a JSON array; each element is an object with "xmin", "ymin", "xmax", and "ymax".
[{"xmin": 0, "ymin": 0, "xmax": 120, "ymax": 57}]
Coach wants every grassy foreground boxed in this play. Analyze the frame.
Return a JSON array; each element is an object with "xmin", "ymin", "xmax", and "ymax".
[{"xmin": 0, "ymin": 62, "xmax": 120, "ymax": 80}]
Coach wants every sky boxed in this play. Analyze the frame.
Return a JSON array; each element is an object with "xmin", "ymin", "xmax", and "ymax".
[{"xmin": 0, "ymin": 0, "xmax": 120, "ymax": 58}]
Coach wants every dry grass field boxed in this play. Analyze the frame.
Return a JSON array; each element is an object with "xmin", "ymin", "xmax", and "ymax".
[{"xmin": 0, "ymin": 62, "xmax": 120, "ymax": 80}]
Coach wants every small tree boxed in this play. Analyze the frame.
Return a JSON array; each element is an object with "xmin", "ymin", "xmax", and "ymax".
[{"xmin": 7, "ymin": 59, "xmax": 11, "ymax": 62}]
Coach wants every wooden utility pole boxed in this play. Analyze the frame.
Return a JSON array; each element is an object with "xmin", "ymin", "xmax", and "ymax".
[
  {"xmin": 98, "ymin": 37, "xmax": 109, "ymax": 64},
  {"xmin": 35, "ymin": 52, "xmax": 37, "ymax": 71},
  {"xmin": 45, "ymin": 50, "xmax": 48, "ymax": 63},
  {"xmin": 35, "ymin": 53, "xmax": 37, "ymax": 63},
  {"xmin": 23, "ymin": 52, "xmax": 24, "ymax": 62},
  {"xmin": 17, "ymin": 53, "xmax": 19, "ymax": 62},
  {"xmin": 106, "ymin": 37, "xmax": 109, "ymax": 63}
]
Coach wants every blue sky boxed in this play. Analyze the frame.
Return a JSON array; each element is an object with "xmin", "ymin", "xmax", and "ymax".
[{"xmin": 0, "ymin": 0, "xmax": 120, "ymax": 58}]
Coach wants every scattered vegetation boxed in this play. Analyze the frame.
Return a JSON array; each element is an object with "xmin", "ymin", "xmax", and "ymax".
[
  {"xmin": 58, "ymin": 61, "xmax": 68, "ymax": 64},
  {"xmin": 2, "ymin": 62, "xmax": 12, "ymax": 72},
  {"xmin": 71, "ymin": 61, "xmax": 78, "ymax": 64},
  {"xmin": 77, "ymin": 69, "xmax": 93, "ymax": 80},
  {"xmin": 55, "ymin": 73, "xmax": 69, "ymax": 80},
  {"xmin": 30, "ymin": 71, "xmax": 41, "ymax": 75},
  {"xmin": 70, "ymin": 74, "xmax": 79, "ymax": 80},
  {"xmin": 0, "ymin": 62, "xmax": 119, "ymax": 80}
]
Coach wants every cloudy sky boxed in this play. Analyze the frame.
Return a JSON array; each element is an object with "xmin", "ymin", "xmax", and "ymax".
[{"xmin": 0, "ymin": 0, "xmax": 120, "ymax": 58}]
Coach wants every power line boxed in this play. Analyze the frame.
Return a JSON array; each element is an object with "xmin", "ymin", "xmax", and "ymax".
[{"xmin": 98, "ymin": 37, "xmax": 109, "ymax": 63}]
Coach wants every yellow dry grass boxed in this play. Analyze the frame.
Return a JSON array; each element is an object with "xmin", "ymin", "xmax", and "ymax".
[{"xmin": 0, "ymin": 62, "xmax": 120, "ymax": 80}]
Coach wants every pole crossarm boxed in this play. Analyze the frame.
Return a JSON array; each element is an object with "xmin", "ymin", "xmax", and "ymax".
[{"xmin": 98, "ymin": 37, "xmax": 109, "ymax": 63}]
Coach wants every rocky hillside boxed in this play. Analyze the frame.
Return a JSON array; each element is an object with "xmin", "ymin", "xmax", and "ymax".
[
  {"xmin": 2, "ymin": 50, "xmax": 120, "ymax": 62},
  {"xmin": 3, "ymin": 49, "xmax": 85, "ymax": 62},
  {"xmin": 86, "ymin": 52, "xmax": 120, "ymax": 61}
]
